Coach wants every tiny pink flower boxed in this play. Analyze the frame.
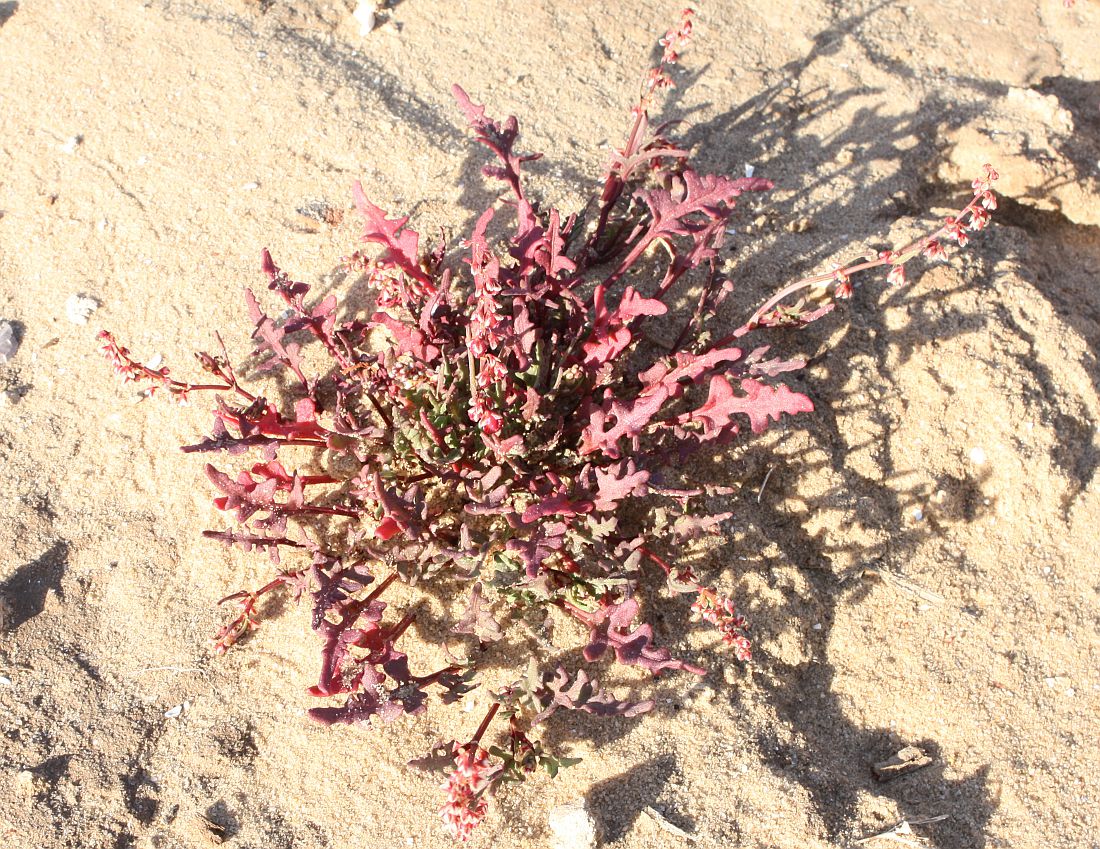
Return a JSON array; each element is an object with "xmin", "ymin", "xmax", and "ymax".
[
  {"xmin": 476, "ymin": 354, "xmax": 508, "ymax": 389},
  {"xmin": 968, "ymin": 207, "xmax": 990, "ymax": 231},
  {"xmin": 922, "ymin": 239, "xmax": 947, "ymax": 261},
  {"xmin": 886, "ymin": 264, "xmax": 907, "ymax": 287}
]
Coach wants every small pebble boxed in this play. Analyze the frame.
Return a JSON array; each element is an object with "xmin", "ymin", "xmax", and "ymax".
[
  {"xmin": 548, "ymin": 798, "xmax": 600, "ymax": 849},
  {"xmin": 0, "ymin": 320, "xmax": 19, "ymax": 362},
  {"xmin": 744, "ymin": 163, "xmax": 755, "ymax": 178},
  {"xmin": 969, "ymin": 446, "xmax": 987, "ymax": 465},
  {"xmin": 146, "ymin": 353, "xmax": 163, "ymax": 370},
  {"xmin": 60, "ymin": 135, "xmax": 83, "ymax": 154},
  {"xmin": 911, "ymin": 506, "xmax": 924, "ymax": 521},
  {"xmin": 15, "ymin": 770, "xmax": 43, "ymax": 797},
  {"xmin": 65, "ymin": 294, "xmax": 99, "ymax": 325},
  {"xmin": 242, "ymin": 181, "xmax": 260, "ymax": 191},
  {"xmin": 0, "ymin": 675, "xmax": 11, "ymax": 686},
  {"xmin": 812, "ymin": 622, "xmax": 823, "ymax": 631}
]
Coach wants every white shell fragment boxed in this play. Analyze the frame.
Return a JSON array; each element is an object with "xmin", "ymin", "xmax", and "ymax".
[
  {"xmin": 65, "ymin": 294, "xmax": 99, "ymax": 325},
  {"xmin": 353, "ymin": 1, "xmax": 377, "ymax": 35},
  {"xmin": 744, "ymin": 163, "xmax": 755, "ymax": 178},
  {"xmin": 0, "ymin": 320, "xmax": 18, "ymax": 362},
  {"xmin": 164, "ymin": 700, "xmax": 190, "ymax": 719}
]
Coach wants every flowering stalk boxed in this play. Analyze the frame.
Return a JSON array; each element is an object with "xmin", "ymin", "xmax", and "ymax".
[
  {"xmin": 98, "ymin": 330, "xmax": 253, "ymax": 405},
  {"xmin": 439, "ymin": 703, "xmax": 501, "ymax": 841},
  {"xmin": 641, "ymin": 546, "xmax": 752, "ymax": 661},
  {"xmin": 741, "ymin": 164, "xmax": 1000, "ymax": 331},
  {"xmin": 590, "ymin": 7, "xmax": 695, "ymax": 249}
]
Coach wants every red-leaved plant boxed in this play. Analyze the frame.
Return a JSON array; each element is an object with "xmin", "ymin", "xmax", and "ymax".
[{"xmin": 99, "ymin": 9, "xmax": 996, "ymax": 840}]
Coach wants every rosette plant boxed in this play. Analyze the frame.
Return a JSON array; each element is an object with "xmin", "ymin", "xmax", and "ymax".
[{"xmin": 100, "ymin": 8, "xmax": 996, "ymax": 839}]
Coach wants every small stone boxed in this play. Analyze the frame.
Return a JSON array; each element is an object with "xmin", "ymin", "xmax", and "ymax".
[
  {"xmin": 911, "ymin": 507, "xmax": 924, "ymax": 522},
  {"xmin": 969, "ymin": 446, "xmax": 987, "ymax": 465},
  {"xmin": 872, "ymin": 745, "xmax": 934, "ymax": 781},
  {"xmin": 242, "ymin": 181, "xmax": 260, "ymax": 191},
  {"xmin": 548, "ymin": 798, "xmax": 600, "ymax": 849},
  {"xmin": 0, "ymin": 320, "xmax": 19, "ymax": 362},
  {"xmin": 744, "ymin": 163, "xmax": 755, "ymax": 178},
  {"xmin": 65, "ymin": 294, "xmax": 99, "ymax": 325},
  {"xmin": 14, "ymin": 770, "xmax": 44, "ymax": 797},
  {"xmin": 60, "ymin": 135, "xmax": 83, "ymax": 154},
  {"xmin": 0, "ymin": 675, "xmax": 11, "ymax": 686}
]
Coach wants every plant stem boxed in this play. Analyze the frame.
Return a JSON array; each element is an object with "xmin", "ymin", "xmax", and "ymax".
[{"xmin": 471, "ymin": 702, "xmax": 500, "ymax": 747}]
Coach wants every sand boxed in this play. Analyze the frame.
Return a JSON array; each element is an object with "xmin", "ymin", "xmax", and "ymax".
[{"xmin": 1, "ymin": 1, "xmax": 1098, "ymax": 847}]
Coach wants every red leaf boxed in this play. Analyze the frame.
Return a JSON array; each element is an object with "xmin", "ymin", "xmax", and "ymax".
[
  {"xmin": 685, "ymin": 376, "xmax": 814, "ymax": 438},
  {"xmin": 352, "ymin": 182, "xmax": 432, "ymax": 286},
  {"xmin": 591, "ymin": 461, "xmax": 650, "ymax": 511},
  {"xmin": 580, "ymin": 598, "xmax": 704, "ymax": 676},
  {"xmin": 580, "ymin": 347, "xmax": 743, "ymax": 457},
  {"xmin": 452, "ymin": 582, "xmax": 503, "ymax": 643},
  {"xmin": 375, "ymin": 517, "xmax": 402, "ymax": 541},
  {"xmin": 582, "ymin": 285, "xmax": 668, "ymax": 367}
]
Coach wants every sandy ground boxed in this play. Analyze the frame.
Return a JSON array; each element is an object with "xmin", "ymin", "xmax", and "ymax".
[{"xmin": 1, "ymin": 1, "xmax": 1099, "ymax": 847}]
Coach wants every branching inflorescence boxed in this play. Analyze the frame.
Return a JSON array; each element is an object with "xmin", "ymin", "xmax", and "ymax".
[{"xmin": 100, "ymin": 8, "xmax": 996, "ymax": 840}]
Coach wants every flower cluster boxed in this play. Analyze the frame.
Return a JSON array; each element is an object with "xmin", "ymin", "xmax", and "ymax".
[
  {"xmin": 691, "ymin": 588, "xmax": 752, "ymax": 662},
  {"xmin": 98, "ymin": 330, "xmax": 197, "ymax": 404},
  {"xmin": 642, "ymin": 8, "xmax": 694, "ymax": 100},
  {"xmin": 439, "ymin": 745, "xmax": 495, "ymax": 841}
]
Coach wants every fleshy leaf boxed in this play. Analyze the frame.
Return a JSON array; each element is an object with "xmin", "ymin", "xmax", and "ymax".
[
  {"xmin": 453, "ymin": 582, "xmax": 504, "ymax": 643},
  {"xmin": 531, "ymin": 666, "xmax": 653, "ymax": 725},
  {"xmin": 580, "ymin": 598, "xmax": 704, "ymax": 676},
  {"xmin": 684, "ymin": 375, "xmax": 814, "ymax": 438}
]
